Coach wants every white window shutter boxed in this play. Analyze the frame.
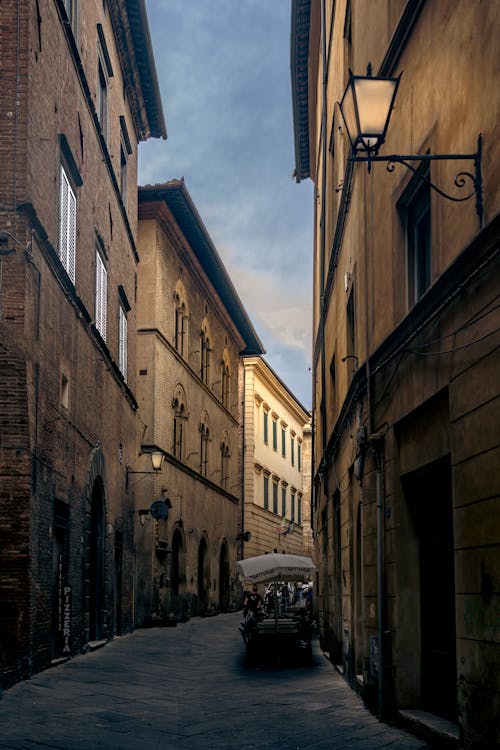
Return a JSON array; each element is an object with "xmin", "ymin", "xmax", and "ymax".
[
  {"xmin": 67, "ymin": 185, "xmax": 76, "ymax": 283},
  {"xmin": 119, "ymin": 306, "xmax": 127, "ymax": 380},
  {"xmin": 95, "ymin": 251, "xmax": 107, "ymax": 340},
  {"xmin": 59, "ymin": 165, "xmax": 77, "ymax": 283}
]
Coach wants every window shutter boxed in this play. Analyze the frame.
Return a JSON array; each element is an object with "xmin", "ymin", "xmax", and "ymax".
[
  {"xmin": 67, "ymin": 185, "xmax": 76, "ymax": 283},
  {"xmin": 119, "ymin": 306, "xmax": 127, "ymax": 380},
  {"xmin": 59, "ymin": 165, "xmax": 76, "ymax": 283},
  {"xmin": 95, "ymin": 251, "xmax": 107, "ymax": 340}
]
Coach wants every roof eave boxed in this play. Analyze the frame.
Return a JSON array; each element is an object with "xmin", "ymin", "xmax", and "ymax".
[
  {"xmin": 138, "ymin": 181, "xmax": 265, "ymax": 356},
  {"xmin": 290, "ymin": 0, "xmax": 311, "ymax": 183}
]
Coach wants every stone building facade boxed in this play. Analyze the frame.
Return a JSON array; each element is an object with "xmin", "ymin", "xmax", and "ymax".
[
  {"xmin": 240, "ymin": 356, "xmax": 312, "ymax": 560},
  {"xmin": 135, "ymin": 181, "xmax": 263, "ymax": 625},
  {"xmin": 291, "ymin": 0, "xmax": 499, "ymax": 747},
  {"xmin": 0, "ymin": 0, "xmax": 165, "ymax": 687}
]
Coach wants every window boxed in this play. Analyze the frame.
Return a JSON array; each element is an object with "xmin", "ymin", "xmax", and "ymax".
[
  {"xmin": 61, "ymin": 372, "xmax": 69, "ymax": 409},
  {"xmin": 59, "ymin": 164, "xmax": 77, "ymax": 283},
  {"xmin": 291, "ymin": 435, "xmax": 295, "ymax": 467},
  {"xmin": 97, "ymin": 59, "xmax": 108, "ymax": 138},
  {"xmin": 330, "ymin": 353, "xmax": 337, "ymax": 414},
  {"xmin": 118, "ymin": 285, "xmax": 130, "ymax": 380},
  {"xmin": 95, "ymin": 248, "xmax": 107, "ymax": 340},
  {"xmin": 200, "ymin": 426, "xmax": 209, "ymax": 476},
  {"xmin": 272, "ymin": 480, "xmax": 278, "ymax": 514},
  {"xmin": 263, "ymin": 409, "xmax": 269, "ymax": 445},
  {"xmin": 119, "ymin": 144, "xmax": 127, "ymax": 205},
  {"xmin": 63, "ymin": 0, "xmax": 77, "ymax": 32},
  {"xmin": 175, "ymin": 304, "xmax": 186, "ymax": 356},
  {"xmin": 281, "ymin": 485, "xmax": 287, "ymax": 517},
  {"xmin": 172, "ymin": 386, "xmax": 187, "ymax": 460},
  {"xmin": 263, "ymin": 474, "xmax": 269, "ymax": 510},
  {"xmin": 221, "ymin": 354, "xmax": 230, "ymax": 408},
  {"xmin": 97, "ymin": 26, "xmax": 113, "ymax": 141},
  {"xmin": 221, "ymin": 435, "xmax": 230, "ymax": 490},
  {"xmin": 200, "ymin": 330, "xmax": 210, "ymax": 384},
  {"xmin": 297, "ymin": 495, "xmax": 302, "ymax": 525},
  {"xmin": 281, "ymin": 425, "xmax": 286, "ymax": 457},
  {"xmin": 272, "ymin": 418, "xmax": 278, "ymax": 451},
  {"xmin": 119, "ymin": 116, "xmax": 132, "ymax": 207},
  {"xmin": 406, "ymin": 173, "xmax": 431, "ymax": 306},
  {"xmin": 298, "ymin": 441, "xmax": 302, "ymax": 472},
  {"xmin": 118, "ymin": 305, "xmax": 127, "ymax": 379},
  {"xmin": 291, "ymin": 490, "xmax": 296, "ymax": 522}
]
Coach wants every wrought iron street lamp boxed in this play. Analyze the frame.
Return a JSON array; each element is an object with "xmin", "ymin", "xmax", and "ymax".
[
  {"xmin": 339, "ymin": 65, "xmax": 400, "ymax": 159},
  {"xmin": 339, "ymin": 65, "xmax": 483, "ymax": 226},
  {"xmin": 126, "ymin": 449, "xmax": 165, "ymax": 490}
]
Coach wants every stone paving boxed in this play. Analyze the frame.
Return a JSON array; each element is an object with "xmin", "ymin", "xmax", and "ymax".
[{"xmin": 0, "ymin": 612, "xmax": 434, "ymax": 750}]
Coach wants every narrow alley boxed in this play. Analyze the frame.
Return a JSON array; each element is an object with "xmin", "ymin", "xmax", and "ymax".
[{"xmin": 0, "ymin": 612, "xmax": 434, "ymax": 750}]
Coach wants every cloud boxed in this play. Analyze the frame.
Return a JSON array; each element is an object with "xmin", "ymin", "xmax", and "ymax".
[{"xmin": 141, "ymin": 0, "xmax": 314, "ymax": 407}]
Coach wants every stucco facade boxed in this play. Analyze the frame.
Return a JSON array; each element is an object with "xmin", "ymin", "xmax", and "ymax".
[
  {"xmin": 241, "ymin": 356, "xmax": 312, "ymax": 560},
  {"xmin": 135, "ymin": 182, "xmax": 263, "ymax": 624},
  {"xmin": 291, "ymin": 0, "xmax": 500, "ymax": 746},
  {"xmin": 0, "ymin": 0, "xmax": 165, "ymax": 687}
]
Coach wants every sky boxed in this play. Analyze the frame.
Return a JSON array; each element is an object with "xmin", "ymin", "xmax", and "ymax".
[{"xmin": 139, "ymin": 1, "xmax": 314, "ymax": 409}]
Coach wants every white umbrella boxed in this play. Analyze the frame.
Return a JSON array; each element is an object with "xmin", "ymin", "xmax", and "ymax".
[{"xmin": 236, "ymin": 553, "xmax": 317, "ymax": 584}]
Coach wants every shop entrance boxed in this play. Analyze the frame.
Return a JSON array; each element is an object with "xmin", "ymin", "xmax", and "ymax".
[{"xmin": 403, "ymin": 456, "xmax": 457, "ymax": 720}]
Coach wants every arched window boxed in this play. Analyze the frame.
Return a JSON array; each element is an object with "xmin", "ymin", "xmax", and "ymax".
[
  {"xmin": 199, "ymin": 411, "xmax": 210, "ymax": 477},
  {"xmin": 220, "ymin": 432, "xmax": 230, "ymax": 491},
  {"xmin": 200, "ymin": 318, "xmax": 211, "ymax": 385},
  {"xmin": 172, "ymin": 385, "xmax": 187, "ymax": 460},
  {"xmin": 174, "ymin": 282, "xmax": 188, "ymax": 358},
  {"xmin": 221, "ymin": 350, "xmax": 231, "ymax": 407}
]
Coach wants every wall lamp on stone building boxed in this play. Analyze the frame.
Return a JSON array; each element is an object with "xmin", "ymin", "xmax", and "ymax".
[
  {"xmin": 339, "ymin": 64, "xmax": 483, "ymax": 226},
  {"xmin": 126, "ymin": 449, "xmax": 165, "ymax": 491}
]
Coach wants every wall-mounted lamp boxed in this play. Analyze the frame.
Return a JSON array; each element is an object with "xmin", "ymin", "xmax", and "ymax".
[
  {"xmin": 126, "ymin": 450, "xmax": 165, "ymax": 490},
  {"xmin": 339, "ymin": 64, "xmax": 483, "ymax": 226}
]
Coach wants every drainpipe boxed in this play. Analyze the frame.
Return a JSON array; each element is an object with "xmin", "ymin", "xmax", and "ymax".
[{"xmin": 371, "ymin": 432, "xmax": 386, "ymax": 719}]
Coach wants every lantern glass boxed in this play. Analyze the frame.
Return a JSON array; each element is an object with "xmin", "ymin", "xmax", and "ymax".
[
  {"xmin": 150, "ymin": 451, "xmax": 164, "ymax": 472},
  {"xmin": 340, "ymin": 71, "xmax": 400, "ymax": 155}
]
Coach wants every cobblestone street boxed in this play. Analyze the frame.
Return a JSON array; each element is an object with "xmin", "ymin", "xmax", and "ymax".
[{"xmin": 0, "ymin": 612, "xmax": 434, "ymax": 750}]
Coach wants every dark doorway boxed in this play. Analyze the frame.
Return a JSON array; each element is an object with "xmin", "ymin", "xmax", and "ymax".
[
  {"xmin": 403, "ymin": 456, "xmax": 457, "ymax": 720},
  {"xmin": 197, "ymin": 538, "xmax": 209, "ymax": 613},
  {"xmin": 114, "ymin": 530, "xmax": 123, "ymax": 636},
  {"xmin": 51, "ymin": 500, "xmax": 69, "ymax": 658},
  {"xmin": 332, "ymin": 490, "xmax": 343, "ymax": 665},
  {"xmin": 89, "ymin": 480, "xmax": 105, "ymax": 641},
  {"xmin": 171, "ymin": 528, "xmax": 184, "ymax": 596},
  {"xmin": 218, "ymin": 543, "xmax": 229, "ymax": 612}
]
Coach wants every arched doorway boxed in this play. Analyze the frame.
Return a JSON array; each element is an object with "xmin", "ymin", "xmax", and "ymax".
[
  {"xmin": 171, "ymin": 528, "xmax": 185, "ymax": 596},
  {"xmin": 89, "ymin": 479, "xmax": 105, "ymax": 640},
  {"xmin": 218, "ymin": 542, "xmax": 229, "ymax": 612},
  {"xmin": 197, "ymin": 537, "xmax": 209, "ymax": 613}
]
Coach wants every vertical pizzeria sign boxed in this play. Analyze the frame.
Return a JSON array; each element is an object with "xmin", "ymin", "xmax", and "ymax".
[{"xmin": 58, "ymin": 553, "xmax": 71, "ymax": 654}]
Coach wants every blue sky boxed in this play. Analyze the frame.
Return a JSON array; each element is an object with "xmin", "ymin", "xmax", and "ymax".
[{"xmin": 139, "ymin": 1, "xmax": 313, "ymax": 408}]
